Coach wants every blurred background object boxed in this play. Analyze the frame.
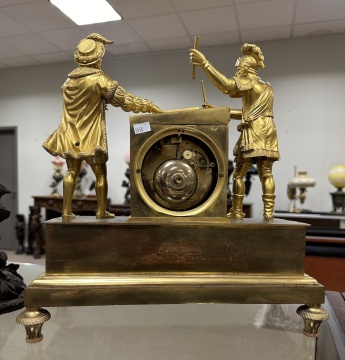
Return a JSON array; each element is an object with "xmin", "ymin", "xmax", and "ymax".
[
  {"xmin": 328, "ymin": 165, "xmax": 345, "ymax": 213},
  {"xmin": 287, "ymin": 167, "xmax": 316, "ymax": 213}
]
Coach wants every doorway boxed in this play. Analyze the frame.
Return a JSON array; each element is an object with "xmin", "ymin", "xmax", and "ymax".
[{"xmin": 0, "ymin": 127, "xmax": 18, "ymax": 250}]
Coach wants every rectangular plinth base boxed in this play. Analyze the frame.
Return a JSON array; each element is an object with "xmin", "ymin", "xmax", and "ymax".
[
  {"xmin": 44, "ymin": 217, "xmax": 307, "ymax": 275},
  {"xmin": 24, "ymin": 273, "xmax": 324, "ymax": 308},
  {"xmin": 24, "ymin": 216, "xmax": 325, "ymax": 308}
]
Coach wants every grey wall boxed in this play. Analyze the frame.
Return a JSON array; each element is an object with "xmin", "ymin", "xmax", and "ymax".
[{"xmin": 1, "ymin": 33, "xmax": 344, "ymax": 218}]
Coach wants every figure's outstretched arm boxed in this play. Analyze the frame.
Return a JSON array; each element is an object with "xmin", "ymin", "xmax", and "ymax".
[
  {"xmin": 111, "ymin": 85, "xmax": 163, "ymax": 113},
  {"xmin": 189, "ymin": 49, "xmax": 237, "ymax": 95},
  {"xmin": 230, "ymin": 109, "xmax": 242, "ymax": 120}
]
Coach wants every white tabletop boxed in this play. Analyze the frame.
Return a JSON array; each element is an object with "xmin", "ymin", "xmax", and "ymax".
[{"xmin": 1, "ymin": 263, "xmax": 317, "ymax": 360}]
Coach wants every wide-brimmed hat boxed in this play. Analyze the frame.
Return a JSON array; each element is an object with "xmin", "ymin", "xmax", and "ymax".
[{"xmin": 74, "ymin": 33, "xmax": 113, "ymax": 66}]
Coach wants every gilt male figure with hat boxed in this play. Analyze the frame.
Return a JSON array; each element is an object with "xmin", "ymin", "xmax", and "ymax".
[{"xmin": 43, "ymin": 33, "xmax": 163, "ymax": 220}]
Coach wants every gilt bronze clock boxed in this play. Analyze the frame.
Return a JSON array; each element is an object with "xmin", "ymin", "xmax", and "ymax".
[{"xmin": 129, "ymin": 106, "xmax": 230, "ymax": 220}]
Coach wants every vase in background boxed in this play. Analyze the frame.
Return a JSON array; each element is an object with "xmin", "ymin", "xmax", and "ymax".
[
  {"xmin": 287, "ymin": 169, "xmax": 316, "ymax": 213},
  {"xmin": 328, "ymin": 165, "xmax": 345, "ymax": 213}
]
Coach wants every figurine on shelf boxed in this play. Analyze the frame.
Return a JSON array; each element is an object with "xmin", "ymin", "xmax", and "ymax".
[
  {"xmin": 30, "ymin": 212, "xmax": 43, "ymax": 259},
  {"xmin": 227, "ymin": 160, "xmax": 234, "ymax": 200},
  {"xmin": 245, "ymin": 165, "xmax": 259, "ymax": 196},
  {"xmin": 50, "ymin": 156, "xmax": 65, "ymax": 196},
  {"xmin": 190, "ymin": 43, "xmax": 280, "ymax": 221},
  {"xmin": 15, "ymin": 214, "xmax": 25, "ymax": 254},
  {"xmin": 43, "ymin": 33, "xmax": 163, "ymax": 221},
  {"xmin": 122, "ymin": 167, "xmax": 130, "ymax": 205},
  {"xmin": 74, "ymin": 161, "xmax": 87, "ymax": 198},
  {"xmin": 26, "ymin": 206, "xmax": 39, "ymax": 255},
  {"xmin": 121, "ymin": 153, "xmax": 131, "ymax": 205}
]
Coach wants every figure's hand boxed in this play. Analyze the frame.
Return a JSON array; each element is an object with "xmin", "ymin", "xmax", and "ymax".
[
  {"xmin": 202, "ymin": 103, "xmax": 217, "ymax": 108},
  {"xmin": 237, "ymin": 123, "xmax": 244, "ymax": 132},
  {"xmin": 152, "ymin": 105, "xmax": 164, "ymax": 113},
  {"xmin": 244, "ymin": 119, "xmax": 253, "ymax": 127},
  {"xmin": 237, "ymin": 119, "xmax": 252, "ymax": 132},
  {"xmin": 189, "ymin": 48, "xmax": 206, "ymax": 67}
]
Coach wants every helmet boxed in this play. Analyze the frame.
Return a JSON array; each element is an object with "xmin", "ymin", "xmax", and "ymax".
[
  {"xmin": 237, "ymin": 43, "xmax": 265, "ymax": 70},
  {"xmin": 235, "ymin": 55, "xmax": 258, "ymax": 71}
]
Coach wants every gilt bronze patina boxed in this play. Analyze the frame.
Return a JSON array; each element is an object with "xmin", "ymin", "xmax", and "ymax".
[
  {"xmin": 42, "ymin": 33, "xmax": 162, "ymax": 221},
  {"xmin": 190, "ymin": 42, "xmax": 279, "ymax": 221},
  {"xmin": 16, "ymin": 38, "xmax": 328, "ymax": 344},
  {"xmin": 17, "ymin": 216, "xmax": 327, "ymax": 342},
  {"xmin": 129, "ymin": 107, "xmax": 228, "ymax": 220}
]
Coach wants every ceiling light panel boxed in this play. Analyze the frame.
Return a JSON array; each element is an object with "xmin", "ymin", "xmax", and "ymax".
[{"xmin": 50, "ymin": 0, "xmax": 122, "ymax": 25}]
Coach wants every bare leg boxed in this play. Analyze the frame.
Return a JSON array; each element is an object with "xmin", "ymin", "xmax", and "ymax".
[
  {"xmin": 62, "ymin": 159, "xmax": 82, "ymax": 220},
  {"xmin": 257, "ymin": 159, "xmax": 275, "ymax": 195},
  {"xmin": 90, "ymin": 163, "xmax": 115, "ymax": 219}
]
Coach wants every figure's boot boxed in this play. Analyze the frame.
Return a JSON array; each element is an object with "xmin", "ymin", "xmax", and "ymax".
[
  {"xmin": 262, "ymin": 195, "xmax": 275, "ymax": 221},
  {"xmin": 227, "ymin": 194, "xmax": 245, "ymax": 220}
]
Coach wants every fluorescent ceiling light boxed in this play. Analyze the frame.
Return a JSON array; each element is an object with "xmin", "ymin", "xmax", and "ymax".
[{"xmin": 50, "ymin": 0, "xmax": 122, "ymax": 25}]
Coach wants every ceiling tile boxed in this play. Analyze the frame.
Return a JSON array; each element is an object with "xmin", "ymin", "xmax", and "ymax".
[
  {"xmin": 81, "ymin": 21, "xmax": 143, "ymax": 45},
  {"xmin": 1, "ymin": 56, "xmax": 40, "ymax": 67},
  {"xmin": 0, "ymin": 0, "xmax": 343, "ymax": 69},
  {"xmin": 293, "ymin": 20, "xmax": 345, "ymax": 38},
  {"xmin": 32, "ymin": 51, "xmax": 71, "ymax": 64},
  {"xmin": 39, "ymin": 28, "xmax": 87, "ymax": 51},
  {"xmin": 108, "ymin": 0, "xmax": 175, "ymax": 19},
  {"xmin": 1, "ymin": 1, "xmax": 75, "ymax": 32},
  {"xmin": 234, "ymin": 0, "xmax": 266, "ymax": 3},
  {"xmin": 0, "ymin": 10, "xmax": 31, "ymax": 37},
  {"xmin": 179, "ymin": 6, "xmax": 238, "ymax": 36},
  {"xmin": 295, "ymin": 0, "xmax": 345, "ymax": 24},
  {"xmin": 0, "ymin": 41, "xmax": 24, "ymax": 58},
  {"xmin": 1, "ymin": 33, "xmax": 60, "ymax": 55},
  {"xmin": 198, "ymin": 32, "xmax": 241, "ymax": 47},
  {"xmin": 0, "ymin": 0, "xmax": 45, "ymax": 6},
  {"xmin": 171, "ymin": 0, "xmax": 234, "ymax": 12},
  {"xmin": 146, "ymin": 37, "xmax": 192, "ymax": 52},
  {"xmin": 236, "ymin": 0, "xmax": 295, "ymax": 30},
  {"xmin": 241, "ymin": 25, "xmax": 291, "ymax": 43},
  {"xmin": 128, "ymin": 14, "xmax": 188, "ymax": 41},
  {"xmin": 105, "ymin": 41, "xmax": 152, "ymax": 56}
]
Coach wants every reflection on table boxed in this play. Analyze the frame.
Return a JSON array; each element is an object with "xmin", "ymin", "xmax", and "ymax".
[{"xmin": 0, "ymin": 263, "xmax": 319, "ymax": 360}]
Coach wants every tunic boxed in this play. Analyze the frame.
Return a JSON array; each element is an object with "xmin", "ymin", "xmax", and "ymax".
[{"xmin": 230, "ymin": 77, "xmax": 280, "ymax": 163}]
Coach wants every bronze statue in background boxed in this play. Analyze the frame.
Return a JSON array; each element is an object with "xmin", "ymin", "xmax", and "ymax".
[
  {"xmin": 0, "ymin": 251, "xmax": 26, "ymax": 314},
  {"xmin": 43, "ymin": 33, "xmax": 162, "ymax": 220},
  {"xmin": 15, "ymin": 214, "xmax": 25, "ymax": 255},
  {"xmin": 0, "ymin": 184, "xmax": 11, "ymax": 222},
  {"xmin": 190, "ymin": 43, "xmax": 280, "ymax": 221},
  {"xmin": 0, "ymin": 186, "xmax": 26, "ymax": 313}
]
